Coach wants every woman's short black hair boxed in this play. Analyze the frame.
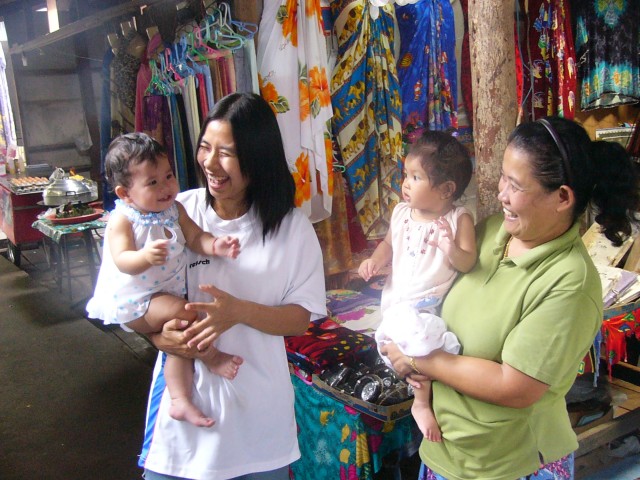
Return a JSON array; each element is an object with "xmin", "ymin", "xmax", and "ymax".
[
  {"xmin": 105, "ymin": 132, "xmax": 167, "ymax": 189},
  {"xmin": 195, "ymin": 92, "xmax": 295, "ymax": 241},
  {"xmin": 508, "ymin": 117, "xmax": 639, "ymax": 245}
]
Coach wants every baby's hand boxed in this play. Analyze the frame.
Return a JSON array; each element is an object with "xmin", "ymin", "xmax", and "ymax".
[
  {"xmin": 358, "ymin": 258, "xmax": 378, "ymax": 282},
  {"xmin": 213, "ymin": 236, "xmax": 241, "ymax": 259},
  {"xmin": 144, "ymin": 239, "xmax": 169, "ymax": 265},
  {"xmin": 429, "ymin": 217, "xmax": 455, "ymax": 256}
]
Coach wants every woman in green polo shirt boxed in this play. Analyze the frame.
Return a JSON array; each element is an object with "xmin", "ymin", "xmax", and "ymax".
[{"xmin": 382, "ymin": 117, "xmax": 639, "ymax": 480}]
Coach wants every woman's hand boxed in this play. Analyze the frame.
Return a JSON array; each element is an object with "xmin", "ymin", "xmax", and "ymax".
[
  {"xmin": 380, "ymin": 341, "xmax": 430, "ymax": 389},
  {"xmin": 184, "ymin": 284, "xmax": 241, "ymax": 350},
  {"xmin": 148, "ymin": 318, "xmax": 198, "ymax": 358}
]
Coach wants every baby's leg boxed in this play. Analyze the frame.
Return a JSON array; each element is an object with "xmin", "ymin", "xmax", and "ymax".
[
  {"xmin": 164, "ymin": 354, "xmax": 214, "ymax": 427},
  {"xmin": 412, "ymin": 380, "xmax": 442, "ymax": 442},
  {"xmin": 142, "ymin": 293, "xmax": 243, "ymax": 379},
  {"xmin": 199, "ymin": 347, "xmax": 243, "ymax": 379},
  {"xmin": 127, "ymin": 294, "xmax": 215, "ymax": 427}
]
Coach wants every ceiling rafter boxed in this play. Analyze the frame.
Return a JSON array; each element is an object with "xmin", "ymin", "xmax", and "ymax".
[{"xmin": 8, "ymin": 0, "xmax": 172, "ymax": 55}]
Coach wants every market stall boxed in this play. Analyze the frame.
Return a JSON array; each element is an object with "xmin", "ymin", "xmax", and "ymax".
[{"xmin": 0, "ymin": 174, "xmax": 49, "ymax": 266}]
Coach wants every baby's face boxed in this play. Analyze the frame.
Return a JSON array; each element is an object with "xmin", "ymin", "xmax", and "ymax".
[{"xmin": 122, "ymin": 155, "xmax": 179, "ymax": 214}]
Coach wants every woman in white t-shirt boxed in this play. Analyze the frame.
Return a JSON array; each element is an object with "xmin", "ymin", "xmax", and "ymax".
[{"xmin": 139, "ymin": 92, "xmax": 327, "ymax": 480}]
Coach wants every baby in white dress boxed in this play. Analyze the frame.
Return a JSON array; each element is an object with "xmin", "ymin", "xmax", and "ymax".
[
  {"xmin": 359, "ymin": 131, "xmax": 476, "ymax": 441},
  {"xmin": 87, "ymin": 133, "xmax": 242, "ymax": 428}
]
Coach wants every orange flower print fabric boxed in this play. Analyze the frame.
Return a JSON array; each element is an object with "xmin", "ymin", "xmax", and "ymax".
[{"xmin": 257, "ymin": 0, "xmax": 334, "ymax": 222}]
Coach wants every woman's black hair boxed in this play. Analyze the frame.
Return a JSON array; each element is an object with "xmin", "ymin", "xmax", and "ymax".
[
  {"xmin": 105, "ymin": 132, "xmax": 167, "ymax": 189},
  {"xmin": 507, "ymin": 116, "xmax": 639, "ymax": 245},
  {"xmin": 195, "ymin": 92, "xmax": 295, "ymax": 241},
  {"xmin": 410, "ymin": 130, "xmax": 473, "ymax": 200}
]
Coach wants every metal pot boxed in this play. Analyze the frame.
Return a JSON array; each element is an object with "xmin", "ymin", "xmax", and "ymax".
[{"xmin": 42, "ymin": 171, "xmax": 98, "ymax": 206}]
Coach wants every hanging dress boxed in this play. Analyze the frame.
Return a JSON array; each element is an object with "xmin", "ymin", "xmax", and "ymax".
[
  {"xmin": 330, "ymin": 0, "xmax": 403, "ymax": 240},
  {"xmin": 396, "ymin": 0, "xmax": 458, "ymax": 141},
  {"xmin": 574, "ymin": 0, "xmax": 640, "ymax": 110},
  {"xmin": 519, "ymin": 0, "xmax": 577, "ymax": 120},
  {"xmin": 257, "ymin": 0, "xmax": 333, "ymax": 223},
  {"xmin": 550, "ymin": 0, "xmax": 577, "ymax": 119}
]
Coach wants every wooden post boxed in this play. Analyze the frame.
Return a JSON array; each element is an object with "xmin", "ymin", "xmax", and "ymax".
[{"xmin": 468, "ymin": 1, "xmax": 517, "ymax": 221}]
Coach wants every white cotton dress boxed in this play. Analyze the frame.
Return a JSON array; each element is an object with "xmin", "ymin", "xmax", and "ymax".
[
  {"xmin": 85, "ymin": 200, "xmax": 187, "ymax": 330},
  {"xmin": 376, "ymin": 203, "xmax": 470, "ymax": 367}
]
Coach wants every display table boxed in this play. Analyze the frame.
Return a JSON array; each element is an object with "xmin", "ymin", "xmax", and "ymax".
[
  {"xmin": 31, "ymin": 217, "xmax": 105, "ymax": 301},
  {"xmin": 290, "ymin": 372, "xmax": 419, "ymax": 480},
  {"xmin": 0, "ymin": 175, "xmax": 48, "ymax": 266}
]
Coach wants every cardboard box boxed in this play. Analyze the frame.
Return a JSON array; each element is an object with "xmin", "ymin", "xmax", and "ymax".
[
  {"xmin": 570, "ymin": 406, "xmax": 614, "ymax": 435},
  {"xmin": 311, "ymin": 374, "xmax": 413, "ymax": 422}
]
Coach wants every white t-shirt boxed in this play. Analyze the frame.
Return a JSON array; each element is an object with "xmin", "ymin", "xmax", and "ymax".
[{"xmin": 139, "ymin": 188, "xmax": 327, "ymax": 480}]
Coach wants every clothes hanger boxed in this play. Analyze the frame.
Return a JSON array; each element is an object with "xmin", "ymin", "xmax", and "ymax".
[
  {"xmin": 208, "ymin": 3, "xmax": 245, "ymax": 51},
  {"xmin": 172, "ymin": 39, "xmax": 196, "ymax": 79},
  {"xmin": 146, "ymin": 57, "xmax": 171, "ymax": 96},
  {"xmin": 107, "ymin": 33, "xmax": 122, "ymax": 54},
  {"xmin": 162, "ymin": 48, "xmax": 184, "ymax": 88},
  {"xmin": 192, "ymin": 27, "xmax": 218, "ymax": 58}
]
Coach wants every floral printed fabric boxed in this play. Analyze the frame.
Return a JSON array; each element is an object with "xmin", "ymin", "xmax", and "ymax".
[
  {"xmin": 574, "ymin": 0, "xmax": 640, "ymax": 110},
  {"xmin": 257, "ymin": 0, "xmax": 334, "ymax": 222},
  {"xmin": 396, "ymin": 0, "xmax": 458, "ymax": 143},
  {"xmin": 290, "ymin": 373, "xmax": 419, "ymax": 480},
  {"xmin": 330, "ymin": 0, "xmax": 403, "ymax": 240},
  {"xmin": 418, "ymin": 453, "xmax": 574, "ymax": 480}
]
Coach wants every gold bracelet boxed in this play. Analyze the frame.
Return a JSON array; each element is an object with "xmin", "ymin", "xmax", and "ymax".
[{"xmin": 409, "ymin": 356, "xmax": 421, "ymax": 375}]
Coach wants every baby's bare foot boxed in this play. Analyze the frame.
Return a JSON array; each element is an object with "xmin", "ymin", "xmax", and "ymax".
[
  {"xmin": 201, "ymin": 350, "xmax": 243, "ymax": 379},
  {"xmin": 169, "ymin": 397, "xmax": 214, "ymax": 428},
  {"xmin": 412, "ymin": 401, "xmax": 442, "ymax": 442}
]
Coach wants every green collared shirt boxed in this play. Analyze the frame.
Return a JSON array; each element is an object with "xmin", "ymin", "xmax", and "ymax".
[{"xmin": 422, "ymin": 214, "xmax": 603, "ymax": 480}]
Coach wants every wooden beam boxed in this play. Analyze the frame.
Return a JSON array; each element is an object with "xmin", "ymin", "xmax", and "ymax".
[
  {"xmin": 9, "ymin": 0, "xmax": 172, "ymax": 55},
  {"xmin": 468, "ymin": 0, "xmax": 517, "ymax": 221},
  {"xmin": 576, "ymin": 407, "xmax": 640, "ymax": 457}
]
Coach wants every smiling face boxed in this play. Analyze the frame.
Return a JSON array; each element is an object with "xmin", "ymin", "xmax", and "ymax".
[
  {"xmin": 116, "ymin": 154, "xmax": 178, "ymax": 214},
  {"xmin": 196, "ymin": 120, "xmax": 250, "ymax": 218},
  {"xmin": 498, "ymin": 145, "xmax": 573, "ymax": 249}
]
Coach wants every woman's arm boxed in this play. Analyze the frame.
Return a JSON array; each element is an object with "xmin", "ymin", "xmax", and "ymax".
[
  {"xmin": 381, "ymin": 343, "xmax": 548, "ymax": 409},
  {"xmin": 182, "ymin": 284, "xmax": 310, "ymax": 350}
]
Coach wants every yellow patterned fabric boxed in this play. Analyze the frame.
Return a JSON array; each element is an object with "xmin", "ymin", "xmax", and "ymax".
[{"xmin": 330, "ymin": 0, "xmax": 403, "ymax": 239}]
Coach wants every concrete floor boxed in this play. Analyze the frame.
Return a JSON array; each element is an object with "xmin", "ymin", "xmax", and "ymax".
[{"xmin": 0, "ymin": 236, "xmax": 156, "ymax": 480}]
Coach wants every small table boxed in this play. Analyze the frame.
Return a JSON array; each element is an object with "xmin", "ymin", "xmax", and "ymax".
[
  {"xmin": 290, "ymin": 373, "xmax": 420, "ymax": 480},
  {"xmin": 31, "ymin": 217, "xmax": 106, "ymax": 302}
]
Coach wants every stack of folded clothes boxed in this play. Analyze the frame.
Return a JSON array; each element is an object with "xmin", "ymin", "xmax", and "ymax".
[
  {"xmin": 324, "ymin": 288, "xmax": 383, "ymax": 335},
  {"xmin": 285, "ymin": 318, "xmax": 377, "ymax": 375}
]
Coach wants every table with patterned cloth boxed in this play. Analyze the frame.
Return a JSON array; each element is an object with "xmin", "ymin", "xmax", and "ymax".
[
  {"xmin": 288, "ymin": 285, "xmax": 419, "ymax": 480},
  {"xmin": 290, "ymin": 372, "xmax": 420, "ymax": 480},
  {"xmin": 31, "ymin": 217, "xmax": 105, "ymax": 300}
]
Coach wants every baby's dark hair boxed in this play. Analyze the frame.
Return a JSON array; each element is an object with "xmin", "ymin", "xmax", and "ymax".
[
  {"xmin": 409, "ymin": 131, "xmax": 473, "ymax": 200},
  {"xmin": 105, "ymin": 132, "xmax": 167, "ymax": 189}
]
